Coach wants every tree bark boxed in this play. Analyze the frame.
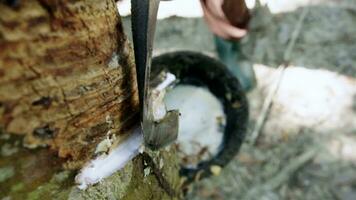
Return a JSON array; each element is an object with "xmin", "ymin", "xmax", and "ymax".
[
  {"xmin": 0, "ymin": 0, "xmax": 181, "ymax": 199},
  {"xmin": 0, "ymin": 0, "xmax": 138, "ymax": 167}
]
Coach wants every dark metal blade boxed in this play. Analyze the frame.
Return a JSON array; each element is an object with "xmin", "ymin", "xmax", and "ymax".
[{"xmin": 131, "ymin": 0, "xmax": 179, "ymax": 150}]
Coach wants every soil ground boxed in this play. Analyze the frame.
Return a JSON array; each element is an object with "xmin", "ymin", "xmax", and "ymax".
[{"xmin": 120, "ymin": 0, "xmax": 356, "ymax": 199}]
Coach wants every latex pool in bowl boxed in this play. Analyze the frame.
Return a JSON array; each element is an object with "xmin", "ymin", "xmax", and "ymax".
[{"xmin": 152, "ymin": 51, "xmax": 249, "ymax": 184}]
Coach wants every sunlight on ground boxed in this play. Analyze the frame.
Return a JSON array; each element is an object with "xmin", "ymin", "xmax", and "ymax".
[
  {"xmin": 117, "ymin": 0, "xmax": 329, "ymax": 17},
  {"xmin": 117, "ymin": 0, "xmax": 203, "ymax": 19},
  {"xmin": 327, "ymin": 135, "xmax": 356, "ymax": 162},
  {"xmin": 250, "ymin": 64, "xmax": 356, "ymax": 141}
]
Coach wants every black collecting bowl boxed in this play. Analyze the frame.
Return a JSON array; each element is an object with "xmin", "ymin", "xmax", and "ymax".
[{"xmin": 152, "ymin": 51, "xmax": 249, "ymax": 183}]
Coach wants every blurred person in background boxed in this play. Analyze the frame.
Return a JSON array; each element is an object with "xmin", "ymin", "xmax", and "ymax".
[{"xmin": 201, "ymin": 0, "xmax": 256, "ymax": 91}]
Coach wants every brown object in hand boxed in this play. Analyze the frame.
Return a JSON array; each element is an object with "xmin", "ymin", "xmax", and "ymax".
[
  {"xmin": 222, "ymin": 0, "xmax": 250, "ymax": 29},
  {"xmin": 200, "ymin": 0, "xmax": 250, "ymax": 40}
]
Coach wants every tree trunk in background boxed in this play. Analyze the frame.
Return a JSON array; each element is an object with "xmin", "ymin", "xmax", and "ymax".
[{"xmin": 0, "ymin": 1, "xmax": 181, "ymax": 199}]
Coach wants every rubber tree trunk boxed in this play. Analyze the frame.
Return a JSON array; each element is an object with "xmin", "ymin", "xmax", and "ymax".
[{"xmin": 0, "ymin": 0, "xmax": 181, "ymax": 199}]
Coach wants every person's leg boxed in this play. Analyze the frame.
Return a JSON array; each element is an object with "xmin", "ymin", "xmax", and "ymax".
[
  {"xmin": 214, "ymin": 36, "xmax": 256, "ymax": 91},
  {"xmin": 201, "ymin": 0, "xmax": 256, "ymax": 91}
]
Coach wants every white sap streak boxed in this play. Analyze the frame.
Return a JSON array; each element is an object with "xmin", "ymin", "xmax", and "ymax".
[
  {"xmin": 75, "ymin": 73, "xmax": 176, "ymax": 189},
  {"xmin": 156, "ymin": 73, "xmax": 176, "ymax": 91},
  {"xmin": 152, "ymin": 73, "xmax": 176, "ymax": 121},
  {"xmin": 75, "ymin": 128, "xmax": 143, "ymax": 190}
]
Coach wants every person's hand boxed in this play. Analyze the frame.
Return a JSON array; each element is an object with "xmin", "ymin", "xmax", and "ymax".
[{"xmin": 200, "ymin": 0, "xmax": 250, "ymax": 40}]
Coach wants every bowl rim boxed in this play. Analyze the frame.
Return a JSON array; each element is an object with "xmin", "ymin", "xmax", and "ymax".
[{"xmin": 152, "ymin": 51, "xmax": 249, "ymax": 185}]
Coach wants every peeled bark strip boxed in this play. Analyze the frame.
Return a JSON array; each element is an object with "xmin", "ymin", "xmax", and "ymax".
[{"xmin": 0, "ymin": 0, "xmax": 139, "ymax": 168}]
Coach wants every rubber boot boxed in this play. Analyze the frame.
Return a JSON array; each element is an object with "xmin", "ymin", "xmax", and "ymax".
[{"xmin": 214, "ymin": 35, "xmax": 256, "ymax": 92}]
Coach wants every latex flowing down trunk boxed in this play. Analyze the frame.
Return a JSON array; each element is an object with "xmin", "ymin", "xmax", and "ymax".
[{"xmin": 0, "ymin": 1, "xmax": 181, "ymax": 199}]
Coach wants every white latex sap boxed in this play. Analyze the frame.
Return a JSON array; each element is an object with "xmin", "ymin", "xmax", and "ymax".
[{"xmin": 164, "ymin": 85, "xmax": 225, "ymax": 168}]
